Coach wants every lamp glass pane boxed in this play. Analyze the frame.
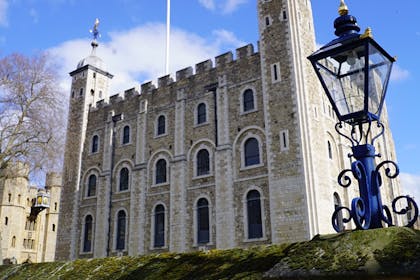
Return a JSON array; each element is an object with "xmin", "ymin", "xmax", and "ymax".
[
  {"xmin": 316, "ymin": 44, "xmax": 366, "ymax": 118},
  {"xmin": 368, "ymin": 44, "xmax": 392, "ymax": 115}
]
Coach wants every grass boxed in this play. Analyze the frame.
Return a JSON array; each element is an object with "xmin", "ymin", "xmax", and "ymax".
[{"xmin": 0, "ymin": 227, "xmax": 418, "ymax": 280}]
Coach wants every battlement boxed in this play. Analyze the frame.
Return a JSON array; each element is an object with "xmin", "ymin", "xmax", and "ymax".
[
  {"xmin": 236, "ymin": 44, "xmax": 254, "ymax": 60},
  {"xmin": 141, "ymin": 81, "xmax": 156, "ymax": 94},
  {"xmin": 89, "ymin": 43, "xmax": 258, "ymax": 112},
  {"xmin": 158, "ymin": 75, "xmax": 174, "ymax": 87},
  {"xmin": 176, "ymin": 66, "xmax": 193, "ymax": 81},
  {"xmin": 109, "ymin": 93, "xmax": 123, "ymax": 103},
  {"xmin": 124, "ymin": 87, "xmax": 139, "ymax": 99},
  {"xmin": 215, "ymin": 51, "xmax": 233, "ymax": 67},
  {"xmin": 195, "ymin": 59, "xmax": 213, "ymax": 74}
]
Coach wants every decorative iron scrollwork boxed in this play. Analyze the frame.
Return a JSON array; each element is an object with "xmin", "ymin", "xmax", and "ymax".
[{"xmin": 331, "ymin": 122, "xmax": 419, "ymax": 232}]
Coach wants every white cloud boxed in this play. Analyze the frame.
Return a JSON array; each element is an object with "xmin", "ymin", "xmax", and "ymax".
[
  {"xmin": 390, "ymin": 64, "xmax": 410, "ymax": 82},
  {"xmin": 198, "ymin": 0, "xmax": 247, "ymax": 14},
  {"xmin": 212, "ymin": 29, "xmax": 245, "ymax": 49},
  {"xmin": 49, "ymin": 22, "xmax": 246, "ymax": 95},
  {"xmin": 0, "ymin": 0, "xmax": 8, "ymax": 27},
  {"xmin": 198, "ymin": 0, "xmax": 215, "ymax": 11},
  {"xmin": 223, "ymin": 0, "xmax": 247, "ymax": 14},
  {"xmin": 400, "ymin": 173, "xmax": 420, "ymax": 203}
]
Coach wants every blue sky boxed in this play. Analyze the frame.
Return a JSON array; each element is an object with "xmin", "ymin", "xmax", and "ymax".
[{"xmin": 0, "ymin": 0, "xmax": 419, "ymax": 200}]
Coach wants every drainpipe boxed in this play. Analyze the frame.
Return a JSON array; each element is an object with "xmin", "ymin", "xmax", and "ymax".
[{"xmin": 106, "ymin": 114, "xmax": 121, "ymax": 256}]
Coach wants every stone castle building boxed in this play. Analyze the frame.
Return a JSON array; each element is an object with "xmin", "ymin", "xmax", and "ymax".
[
  {"xmin": 0, "ymin": 164, "xmax": 61, "ymax": 263},
  {"xmin": 56, "ymin": 0, "xmax": 402, "ymax": 260}
]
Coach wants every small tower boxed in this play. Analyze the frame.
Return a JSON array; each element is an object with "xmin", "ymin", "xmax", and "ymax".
[
  {"xmin": 55, "ymin": 19, "xmax": 113, "ymax": 261},
  {"xmin": 42, "ymin": 173, "xmax": 61, "ymax": 262}
]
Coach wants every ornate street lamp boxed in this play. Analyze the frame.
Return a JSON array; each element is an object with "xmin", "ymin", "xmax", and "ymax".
[{"xmin": 308, "ymin": 0, "xmax": 418, "ymax": 231}]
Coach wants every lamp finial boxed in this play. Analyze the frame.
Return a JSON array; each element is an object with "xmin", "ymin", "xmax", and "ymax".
[{"xmin": 338, "ymin": 0, "xmax": 349, "ymax": 16}]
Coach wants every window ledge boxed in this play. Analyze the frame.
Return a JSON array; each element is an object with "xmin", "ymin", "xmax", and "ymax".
[
  {"xmin": 193, "ymin": 242, "xmax": 214, "ymax": 248},
  {"xmin": 116, "ymin": 189, "xmax": 130, "ymax": 194},
  {"xmin": 192, "ymin": 173, "xmax": 213, "ymax": 180},
  {"xmin": 84, "ymin": 195, "xmax": 97, "ymax": 200},
  {"xmin": 79, "ymin": 251, "xmax": 93, "ymax": 255},
  {"xmin": 112, "ymin": 249, "xmax": 128, "ymax": 254},
  {"xmin": 243, "ymin": 237, "xmax": 267, "ymax": 243},
  {"xmin": 150, "ymin": 246, "xmax": 168, "ymax": 250},
  {"xmin": 240, "ymin": 109, "xmax": 258, "ymax": 116},
  {"xmin": 154, "ymin": 133, "xmax": 168, "ymax": 139},
  {"xmin": 240, "ymin": 163, "xmax": 264, "ymax": 171},
  {"xmin": 152, "ymin": 182, "xmax": 170, "ymax": 188},
  {"xmin": 194, "ymin": 122, "xmax": 209, "ymax": 128}
]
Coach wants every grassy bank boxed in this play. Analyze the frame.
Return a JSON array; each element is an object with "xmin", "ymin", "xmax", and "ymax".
[{"xmin": 0, "ymin": 227, "xmax": 419, "ymax": 279}]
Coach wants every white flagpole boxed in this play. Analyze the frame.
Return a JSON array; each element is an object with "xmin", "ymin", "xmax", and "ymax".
[{"xmin": 165, "ymin": 0, "xmax": 170, "ymax": 74}]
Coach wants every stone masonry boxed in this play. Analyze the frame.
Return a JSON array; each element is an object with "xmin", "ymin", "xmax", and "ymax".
[{"xmin": 55, "ymin": 0, "xmax": 401, "ymax": 260}]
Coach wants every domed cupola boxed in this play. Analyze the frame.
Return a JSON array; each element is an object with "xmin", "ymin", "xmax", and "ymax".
[{"xmin": 76, "ymin": 51, "xmax": 107, "ymax": 71}]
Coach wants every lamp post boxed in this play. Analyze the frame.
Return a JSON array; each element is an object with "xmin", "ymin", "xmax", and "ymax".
[{"xmin": 308, "ymin": 0, "xmax": 418, "ymax": 231}]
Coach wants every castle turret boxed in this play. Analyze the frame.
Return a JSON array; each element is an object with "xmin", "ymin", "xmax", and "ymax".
[
  {"xmin": 55, "ymin": 19, "xmax": 113, "ymax": 261},
  {"xmin": 42, "ymin": 173, "xmax": 61, "ymax": 261},
  {"xmin": 0, "ymin": 163, "xmax": 29, "ymax": 263},
  {"xmin": 257, "ymin": 0, "xmax": 326, "ymax": 242}
]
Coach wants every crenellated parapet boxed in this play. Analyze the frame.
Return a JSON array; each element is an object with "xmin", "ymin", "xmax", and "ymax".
[
  {"xmin": 88, "ymin": 43, "xmax": 258, "ymax": 112},
  {"xmin": 195, "ymin": 59, "xmax": 213, "ymax": 74}
]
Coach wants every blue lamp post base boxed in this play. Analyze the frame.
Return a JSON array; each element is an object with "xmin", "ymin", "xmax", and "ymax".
[{"xmin": 332, "ymin": 124, "xmax": 419, "ymax": 232}]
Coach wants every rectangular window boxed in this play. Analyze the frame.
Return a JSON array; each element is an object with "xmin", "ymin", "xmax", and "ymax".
[
  {"xmin": 280, "ymin": 130, "xmax": 289, "ymax": 151},
  {"xmin": 271, "ymin": 63, "xmax": 281, "ymax": 83}
]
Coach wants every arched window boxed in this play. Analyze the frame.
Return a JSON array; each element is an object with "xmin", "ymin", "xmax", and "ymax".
[
  {"xmin": 87, "ymin": 174, "xmax": 97, "ymax": 197},
  {"xmin": 154, "ymin": 205, "xmax": 165, "ymax": 247},
  {"xmin": 243, "ymin": 89, "xmax": 255, "ymax": 112},
  {"xmin": 333, "ymin": 192, "xmax": 344, "ymax": 232},
  {"xmin": 196, "ymin": 149, "xmax": 210, "ymax": 176},
  {"xmin": 247, "ymin": 190, "xmax": 263, "ymax": 239},
  {"xmin": 197, "ymin": 103, "xmax": 207, "ymax": 124},
  {"xmin": 157, "ymin": 115, "xmax": 166, "ymax": 135},
  {"xmin": 11, "ymin": 236, "xmax": 16, "ymax": 248},
  {"xmin": 116, "ymin": 210, "xmax": 126, "ymax": 250},
  {"xmin": 197, "ymin": 198, "xmax": 210, "ymax": 244},
  {"xmin": 122, "ymin": 126, "xmax": 130, "ymax": 144},
  {"xmin": 52, "ymin": 224, "xmax": 56, "ymax": 232},
  {"xmin": 328, "ymin": 141, "xmax": 333, "ymax": 159},
  {"xmin": 83, "ymin": 215, "xmax": 93, "ymax": 252},
  {"xmin": 91, "ymin": 135, "xmax": 99, "ymax": 153},
  {"xmin": 244, "ymin": 138, "xmax": 260, "ymax": 166},
  {"xmin": 119, "ymin": 168, "xmax": 129, "ymax": 191},
  {"xmin": 155, "ymin": 159, "xmax": 167, "ymax": 184},
  {"xmin": 5, "ymin": 217, "xmax": 8, "ymax": 225}
]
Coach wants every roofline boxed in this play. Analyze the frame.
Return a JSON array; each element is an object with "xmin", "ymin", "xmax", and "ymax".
[{"xmin": 69, "ymin": 64, "xmax": 114, "ymax": 78}]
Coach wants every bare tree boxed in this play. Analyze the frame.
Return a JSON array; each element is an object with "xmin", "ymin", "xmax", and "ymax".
[{"xmin": 0, "ymin": 52, "xmax": 66, "ymax": 180}]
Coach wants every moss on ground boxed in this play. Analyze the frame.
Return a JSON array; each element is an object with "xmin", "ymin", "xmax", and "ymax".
[{"xmin": 0, "ymin": 227, "xmax": 418, "ymax": 280}]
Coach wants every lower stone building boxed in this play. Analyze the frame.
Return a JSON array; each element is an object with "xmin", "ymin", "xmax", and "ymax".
[{"xmin": 0, "ymin": 164, "xmax": 61, "ymax": 264}]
